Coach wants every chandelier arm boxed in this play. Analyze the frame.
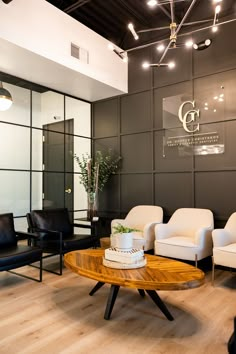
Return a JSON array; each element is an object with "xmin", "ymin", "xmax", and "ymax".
[
  {"xmin": 158, "ymin": 40, "xmax": 173, "ymax": 65},
  {"xmin": 174, "ymin": 0, "xmax": 197, "ymax": 37},
  {"xmin": 176, "ymin": 18, "xmax": 236, "ymax": 38},
  {"xmin": 170, "ymin": 0, "xmax": 175, "ymax": 24},
  {"xmin": 124, "ymin": 18, "xmax": 236, "ymax": 54},
  {"xmin": 137, "ymin": 19, "xmax": 212, "ymax": 34},
  {"xmin": 137, "ymin": 26, "xmax": 170, "ymax": 33}
]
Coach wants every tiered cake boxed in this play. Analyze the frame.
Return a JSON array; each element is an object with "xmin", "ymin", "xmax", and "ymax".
[{"xmin": 103, "ymin": 247, "xmax": 146, "ymax": 269}]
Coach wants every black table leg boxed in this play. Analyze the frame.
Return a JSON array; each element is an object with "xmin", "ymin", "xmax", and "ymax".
[
  {"xmin": 89, "ymin": 281, "xmax": 105, "ymax": 296},
  {"xmin": 138, "ymin": 289, "xmax": 145, "ymax": 297},
  {"xmin": 146, "ymin": 290, "xmax": 174, "ymax": 321},
  {"xmin": 104, "ymin": 285, "xmax": 120, "ymax": 320}
]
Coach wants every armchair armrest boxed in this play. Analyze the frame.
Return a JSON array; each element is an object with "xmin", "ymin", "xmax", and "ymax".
[
  {"xmin": 143, "ymin": 221, "xmax": 162, "ymax": 242},
  {"xmin": 212, "ymin": 229, "xmax": 232, "ymax": 247},
  {"xmin": 16, "ymin": 230, "xmax": 40, "ymax": 241},
  {"xmin": 195, "ymin": 227, "xmax": 213, "ymax": 247},
  {"xmin": 72, "ymin": 223, "xmax": 92, "ymax": 229}
]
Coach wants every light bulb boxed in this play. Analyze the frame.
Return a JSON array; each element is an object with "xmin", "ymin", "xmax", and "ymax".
[
  {"xmin": 185, "ymin": 40, "xmax": 194, "ymax": 48},
  {"xmin": 212, "ymin": 25, "xmax": 218, "ymax": 32},
  {"xmin": 147, "ymin": 0, "xmax": 158, "ymax": 7},
  {"xmin": 168, "ymin": 61, "xmax": 175, "ymax": 69},
  {"xmin": 157, "ymin": 44, "xmax": 165, "ymax": 52},
  {"xmin": 0, "ymin": 97, "xmax": 12, "ymax": 111},
  {"xmin": 128, "ymin": 23, "xmax": 139, "ymax": 40},
  {"xmin": 193, "ymin": 43, "xmax": 198, "ymax": 50},
  {"xmin": 142, "ymin": 62, "xmax": 150, "ymax": 69},
  {"xmin": 205, "ymin": 39, "xmax": 212, "ymax": 46},
  {"xmin": 215, "ymin": 5, "xmax": 221, "ymax": 14}
]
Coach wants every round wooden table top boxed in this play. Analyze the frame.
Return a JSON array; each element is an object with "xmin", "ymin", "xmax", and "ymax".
[{"xmin": 64, "ymin": 249, "xmax": 205, "ymax": 291}]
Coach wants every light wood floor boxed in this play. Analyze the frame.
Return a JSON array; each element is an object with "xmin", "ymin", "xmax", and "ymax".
[{"xmin": 0, "ymin": 258, "xmax": 234, "ymax": 354}]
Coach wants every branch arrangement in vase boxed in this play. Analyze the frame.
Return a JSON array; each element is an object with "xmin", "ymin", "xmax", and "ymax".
[{"xmin": 74, "ymin": 150, "xmax": 121, "ymax": 194}]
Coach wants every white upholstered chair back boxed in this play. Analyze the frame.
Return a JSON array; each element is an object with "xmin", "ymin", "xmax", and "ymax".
[
  {"xmin": 169, "ymin": 208, "xmax": 214, "ymax": 237},
  {"xmin": 224, "ymin": 212, "xmax": 236, "ymax": 243},
  {"xmin": 125, "ymin": 205, "xmax": 163, "ymax": 230}
]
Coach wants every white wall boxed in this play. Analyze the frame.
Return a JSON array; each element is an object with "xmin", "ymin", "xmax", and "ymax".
[{"xmin": 0, "ymin": 0, "xmax": 128, "ymax": 100}]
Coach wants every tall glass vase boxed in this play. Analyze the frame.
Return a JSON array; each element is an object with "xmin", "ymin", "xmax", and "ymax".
[{"xmin": 87, "ymin": 191, "xmax": 98, "ymax": 220}]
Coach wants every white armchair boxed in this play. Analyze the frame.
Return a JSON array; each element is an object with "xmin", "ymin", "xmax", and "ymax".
[
  {"xmin": 154, "ymin": 208, "xmax": 214, "ymax": 266},
  {"xmin": 212, "ymin": 212, "xmax": 236, "ymax": 284},
  {"xmin": 111, "ymin": 205, "xmax": 163, "ymax": 251}
]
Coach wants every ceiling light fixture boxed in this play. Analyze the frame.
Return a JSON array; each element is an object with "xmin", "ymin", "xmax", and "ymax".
[
  {"xmin": 123, "ymin": 0, "xmax": 227, "ymax": 70},
  {"xmin": 0, "ymin": 82, "xmax": 13, "ymax": 111},
  {"xmin": 128, "ymin": 23, "xmax": 139, "ymax": 40}
]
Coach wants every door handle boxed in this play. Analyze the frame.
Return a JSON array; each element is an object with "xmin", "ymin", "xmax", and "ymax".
[{"xmin": 65, "ymin": 188, "xmax": 72, "ymax": 194}]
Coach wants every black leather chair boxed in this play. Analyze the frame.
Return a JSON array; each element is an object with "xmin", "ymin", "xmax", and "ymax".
[
  {"xmin": 27, "ymin": 208, "xmax": 96, "ymax": 275},
  {"xmin": 0, "ymin": 213, "xmax": 42, "ymax": 282}
]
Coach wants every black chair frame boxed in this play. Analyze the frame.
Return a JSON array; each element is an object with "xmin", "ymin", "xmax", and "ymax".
[{"xmin": 1, "ymin": 230, "xmax": 43, "ymax": 282}]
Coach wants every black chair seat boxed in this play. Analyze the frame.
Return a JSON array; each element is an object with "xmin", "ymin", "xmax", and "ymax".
[
  {"xmin": 0, "ymin": 245, "xmax": 42, "ymax": 270},
  {"xmin": 35, "ymin": 234, "xmax": 94, "ymax": 252}
]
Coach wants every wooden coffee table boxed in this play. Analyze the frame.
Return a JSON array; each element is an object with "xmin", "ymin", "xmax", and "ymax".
[{"xmin": 64, "ymin": 249, "xmax": 204, "ymax": 320}]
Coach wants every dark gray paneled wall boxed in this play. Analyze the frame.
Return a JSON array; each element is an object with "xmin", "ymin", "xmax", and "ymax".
[{"xmin": 93, "ymin": 22, "xmax": 236, "ymax": 224}]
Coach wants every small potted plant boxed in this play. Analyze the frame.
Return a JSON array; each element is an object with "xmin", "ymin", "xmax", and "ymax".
[{"xmin": 112, "ymin": 223, "xmax": 140, "ymax": 251}]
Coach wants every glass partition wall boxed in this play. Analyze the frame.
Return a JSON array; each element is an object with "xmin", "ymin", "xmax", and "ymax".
[{"xmin": 0, "ymin": 81, "xmax": 91, "ymax": 230}]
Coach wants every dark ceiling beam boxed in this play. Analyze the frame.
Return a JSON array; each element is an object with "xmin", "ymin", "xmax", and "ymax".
[
  {"xmin": 2, "ymin": 0, "xmax": 13, "ymax": 3},
  {"xmin": 64, "ymin": 0, "xmax": 91, "ymax": 14}
]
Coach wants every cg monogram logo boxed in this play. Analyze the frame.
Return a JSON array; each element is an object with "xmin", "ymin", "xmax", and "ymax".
[{"xmin": 178, "ymin": 100, "xmax": 200, "ymax": 133}]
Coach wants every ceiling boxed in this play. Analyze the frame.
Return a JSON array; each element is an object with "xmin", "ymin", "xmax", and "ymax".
[{"xmin": 46, "ymin": 0, "xmax": 236, "ymax": 50}]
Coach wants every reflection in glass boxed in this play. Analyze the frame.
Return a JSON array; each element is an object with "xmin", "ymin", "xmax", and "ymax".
[
  {"xmin": 32, "ymin": 91, "xmax": 64, "ymax": 128},
  {"xmin": 0, "ymin": 83, "xmax": 30, "ymax": 126},
  {"xmin": 32, "ymin": 172, "xmax": 43, "ymax": 210},
  {"xmin": 32, "ymin": 128, "xmax": 43, "ymax": 171},
  {"xmin": 0, "ymin": 171, "xmax": 30, "ymax": 216},
  {"xmin": 0, "ymin": 123, "xmax": 30, "ymax": 170}
]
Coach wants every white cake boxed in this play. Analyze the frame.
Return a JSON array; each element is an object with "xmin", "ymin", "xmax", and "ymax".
[{"xmin": 104, "ymin": 247, "xmax": 144, "ymax": 264}]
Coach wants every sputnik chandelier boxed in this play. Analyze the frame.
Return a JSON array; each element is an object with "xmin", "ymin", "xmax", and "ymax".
[{"xmin": 109, "ymin": 0, "xmax": 234, "ymax": 69}]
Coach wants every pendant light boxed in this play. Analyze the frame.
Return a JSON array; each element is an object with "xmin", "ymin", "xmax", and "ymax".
[{"xmin": 0, "ymin": 82, "xmax": 13, "ymax": 111}]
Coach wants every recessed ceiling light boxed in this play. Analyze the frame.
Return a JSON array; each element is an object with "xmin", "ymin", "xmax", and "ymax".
[
  {"xmin": 214, "ymin": 96, "xmax": 218, "ymax": 100},
  {"xmin": 108, "ymin": 43, "xmax": 114, "ymax": 50}
]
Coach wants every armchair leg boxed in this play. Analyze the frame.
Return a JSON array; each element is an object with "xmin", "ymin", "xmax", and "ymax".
[
  {"xmin": 195, "ymin": 254, "xmax": 198, "ymax": 268},
  {"xmin": 212, "ymin": 256, "xmax": 215, "ymax": 286}
]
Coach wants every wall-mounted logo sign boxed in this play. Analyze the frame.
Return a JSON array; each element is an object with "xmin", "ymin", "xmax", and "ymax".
[
  {"xmin": 162, "ymin": 94, "xmax": 224, "ymax": 156},
  {"xmin": 178, "ymin": 100, "xmax": 200, "ymax": 133}
]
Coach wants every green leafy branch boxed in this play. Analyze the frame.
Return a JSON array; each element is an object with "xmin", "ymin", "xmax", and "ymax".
[{"xmin": 74, "ymin": 150, "xmax": 121, "ymax": 193}]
